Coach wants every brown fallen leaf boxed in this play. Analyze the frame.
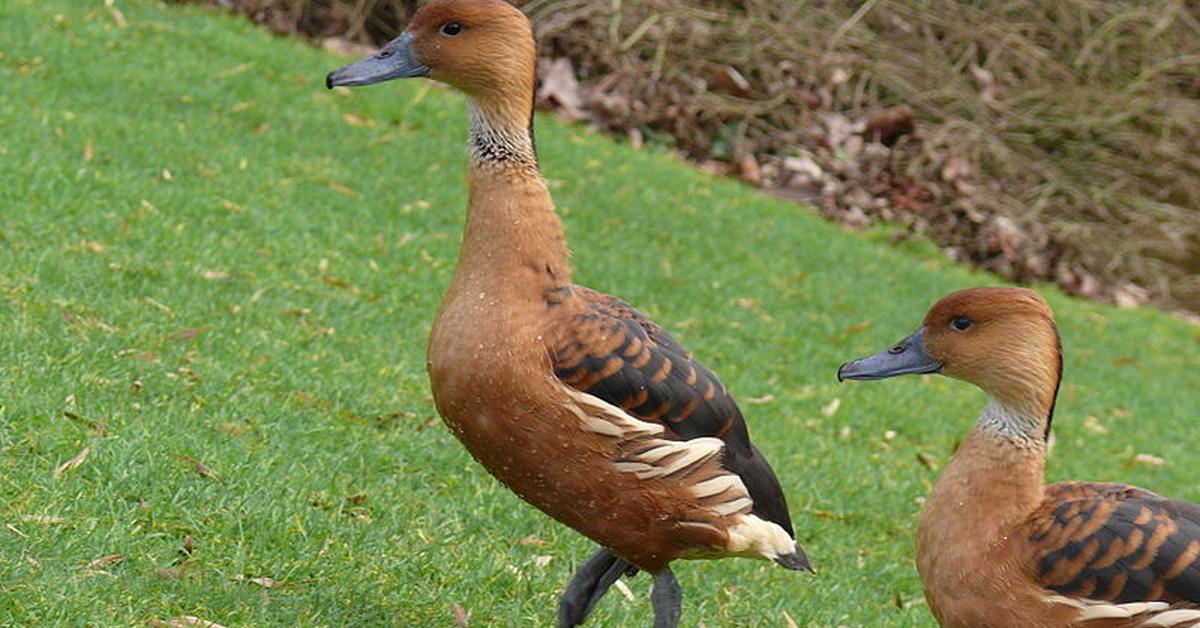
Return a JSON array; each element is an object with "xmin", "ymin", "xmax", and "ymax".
[
  {"xmin": 709, "ymin": 65, "xmax": 752, "ymax": 99},
  {"xmin": 320, "ymin": 37, "xmax": 375, "ymax": 58},
  {"xmin": 862, "ymin": 104, "xmax": 915, "ymax": 146},
  {"xmin": 232, "ymin": 574, "xmax": 279, "ymax": 588},
  {"xmin": 613, "ymin": 579, "xmax": 636, "ymax": 602},
  {"xmin": 537, "ymin": 57, "xmax": 585, "ymax": 122},
  {"xmin": 21, "ymin": 514, "xmax": 66, "ymax": 525},
  {"xmin": 916, "ymin": 452, "xmax": 939, "ymax": 471},
  {"xmin": 517, "ymin": 536, "xmax": 547, "ymax": 546},
  {"xmin": 55, "ymin": 447, "xmax": 91, "ymax": 477},
  {"xmin": 147, "ymin": 616, "xmax": 227, "ymax": 628},
  {"xmin": 341, "ymin": 113, "xmax": 373, "ymax": 127},
  {"xmin": 1134, "ymin": 453, "xmax": 1165, "ymax": 466},
  {"xmin": 846, "ymin": 321, "xmax": 871, "ymax": 334},
  {"xmin": 170, "ymin": 329, "xmax": 202, "ymax": 343},
  {"xmin": 451, "ymin": 602, "xmax": 469, "ymax": 628},
  {"xmin": 63, "ymin": 411, "xmax": 108, "ymax": 436},
  {"xmin": 193, "ymin": 461, "xmax": 220, "ymax": 482},
  {"xmin": 104, "ymin": 0, "xmax": 127, "ymax": 27},
  {"xmin": 87, "ymin": 554, "xmax": 124, "ymax": 570}
]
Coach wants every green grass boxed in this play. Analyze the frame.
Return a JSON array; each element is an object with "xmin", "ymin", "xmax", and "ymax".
[{"xmin": 0, "ymin": 1, "xmax": 1197, "ymax": 625}]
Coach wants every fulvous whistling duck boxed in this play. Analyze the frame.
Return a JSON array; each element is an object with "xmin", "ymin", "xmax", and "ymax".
[
  {"xmin": 838, "ymin": 287, "xmax": 1200, "ymax": 627},
  {"xmin": 325, "ymin": 1, "xmax": 809, "ymax": 625}
]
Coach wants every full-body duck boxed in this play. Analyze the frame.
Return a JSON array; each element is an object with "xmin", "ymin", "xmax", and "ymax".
[
  {"xmin": 839, "ymin": 287, "xmax": 1200, "ymax": 627},
  {"xmin": 326, "ymin": 1, "xmax": 809, "ymax": 625}
]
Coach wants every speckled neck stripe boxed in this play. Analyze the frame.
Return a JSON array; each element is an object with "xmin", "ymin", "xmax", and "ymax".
[
  {"xmin": 469, "ymin": 106, "xmax": 537, "ymax": 168},
  {"xmin": 978, "ymin": 399, "xmax": 1046, "ymax": 450}
]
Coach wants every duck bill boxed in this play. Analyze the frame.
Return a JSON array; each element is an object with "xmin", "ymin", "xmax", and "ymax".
[
  {"xmin": 326, "ymin": 32, "xmax": 429, "ymax": 89},
  {"xmin": 837, "ymin": 327, "xmax": 942, "ymax": 381}
]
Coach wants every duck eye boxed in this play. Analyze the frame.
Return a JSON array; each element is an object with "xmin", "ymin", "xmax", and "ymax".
[
  {"xmin": 950, "ymin": 316, "xmax": 972, "ymax": 332},
  {"xmin": 441, "ymin": 22, "xmax": 463, "ymax": 36}
]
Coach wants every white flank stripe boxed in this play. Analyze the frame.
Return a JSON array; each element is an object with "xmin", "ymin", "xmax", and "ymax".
[
  {"xmin": 711, "ymin": 496, "xmax": 753, "ymax": 517},
  {"xmin": 1140, "ymin": 609, "xmax": 1200, "ymax": 627},
  {"xmin": 656, "ymin": 439, "xmax": 722, "ymax": 477},
  {"xmin": 692, "ymin": 476, "xmax": 741, "ymax": 498}
]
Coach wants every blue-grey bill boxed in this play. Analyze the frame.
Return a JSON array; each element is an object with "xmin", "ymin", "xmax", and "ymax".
[
  {"xmin": 837, "ymin": 327, "xmax": 942, "ymax": 381},
  {"xmin": 326, "ymin": 32, "xmax": 429, "ymax": 89}
]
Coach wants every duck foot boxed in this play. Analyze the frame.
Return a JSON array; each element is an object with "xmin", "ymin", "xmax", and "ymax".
[
  {"xmin": 651, "ymin": 568, "xmax": 682, "ymax": 628},
  {"xmin": 557, "ymin": 547, "xmax": 638, "ymax": 627}
]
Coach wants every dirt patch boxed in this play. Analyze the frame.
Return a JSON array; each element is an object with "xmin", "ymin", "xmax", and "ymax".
[{"xmin": 179, "ymin": 0, "xmax": 1200, "ymax": 317}]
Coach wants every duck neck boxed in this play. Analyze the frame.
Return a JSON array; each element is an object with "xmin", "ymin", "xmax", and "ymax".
[
  {"xmin": 455, "ymin": 94, "xmax": 571, "ymax": 294},
  {"xmin": 922, "ymin": 399, "xmax": 1049, "ymax": 547}
]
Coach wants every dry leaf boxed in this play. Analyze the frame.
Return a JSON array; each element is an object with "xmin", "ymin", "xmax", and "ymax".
[
  {"xmin": 83, "ymin": 138, "xmax": 94, "ymax": 162},
  {"xmin": 518, "ymin": 536, "xmax": 547, "ymax": 546},
  {"xmin": 321, "ymin": 37, "xmax": 375, "ymax": 58},
  {"xmin": 21, "ymin": 514, "xmax": 65, "ymax": 525},
  {"xmin": 147, "ymin": 616, "xmax": 227, "ymax": 628},
  {"xmin": 63, "ymin": 411, "xmax": 108, "ymax": 436},
  {"xmin": 193, "ymin": 461, "xmax": 220, "ymax": 482},
  {"xmin": 613, "ymin": 579, "xmax": 636, "ymax": 602},
  {"xmin": 341, "ymin": 113, "xmax": 373, "ymax": 128},
  {"xmin": 232, "ymin": 574, "xmax": 279, "ymax": 588},
  {"xmin": 201, "ymin": 271, "xmax": 228, "ymax": 281},
  {"xmin": 451, "ymin": 602, "xmax": 469, "ymax": 628},
  {"xmin": 55, "ymin": 447, "xmax": 91, "ymax": 477},
  {"xmin": 87, "ymin": 554, "xmax": 124, "ymax": 569},
  {"xmin": 709, "ymin": 66, "xmax": 752, "ymax": 99},
  {"xmin": 1134, "ymin": 453, "xmax": 1165, "ymax": 466},
  {"xmin": 821, "ymin": 398, "xmax": 842, "ymax": 417},
  {"xmin": 783, "ymin": 610, "xmax": 799, "ymax": 628},
  {"xmin": 104, "ymin": 0, "xmax": 127, "ymax": 27},
  {"xmin": 745, "ymin": 394, "xmax": 774, "ymax": 405},
  {"xmin": 537, "ymin": 57, "xmax": 585, "ymax": 122},
  {"xmin": 533, "ymin": 555, "xmax": 553, "ymax": 568},
  {"xmin": 1082, "ymin": 416, "xmax": 1108, "ymax": 434},
  {"xmin": 845, "ymin": 322, "xmax": 871, "ymax": 334}
]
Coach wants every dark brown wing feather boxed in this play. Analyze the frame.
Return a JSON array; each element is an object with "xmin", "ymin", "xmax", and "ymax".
[
  {"xmin": 549, "ymin": 285, "xmax": 794, "ymax": 536},
  {"xmin": 1025, "ymin": 482, "xmax": 1200, "ymax": 603}
]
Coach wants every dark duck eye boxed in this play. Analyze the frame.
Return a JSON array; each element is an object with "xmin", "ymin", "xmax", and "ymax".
[
  {"xmin": 950, "ymin": 316, "xmax": 972, "ymax": 332},
  {"xmin": 441, "ymin": 22, "xmax": 464, "ymax": 36}
]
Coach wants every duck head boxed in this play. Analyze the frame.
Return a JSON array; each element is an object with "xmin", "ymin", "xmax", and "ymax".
[
  {"xmin": 326, "ymin": 0, "xmax": 536, "ymax": 124},
  {"xmin": 838, "ymin": 287, "xmax": 1063, "ymax": 431}
]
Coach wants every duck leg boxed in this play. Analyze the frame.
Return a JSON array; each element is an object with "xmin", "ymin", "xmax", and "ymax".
[
  {"xmin": 557, "ymin": 547, "xmax": 638, "ymax": 627},
  {"xmin": 651, "ymin": 567, "xmax": 682, "ymax": 628}
]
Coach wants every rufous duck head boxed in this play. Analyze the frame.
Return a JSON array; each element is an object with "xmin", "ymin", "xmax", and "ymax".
[
  {"xmin": 325, "ymin": 0, "xmax": 535, "ymax": 104},
  {"xmin": 839, "ymin": 287, "xmax": 1062, "ymax": 424}
]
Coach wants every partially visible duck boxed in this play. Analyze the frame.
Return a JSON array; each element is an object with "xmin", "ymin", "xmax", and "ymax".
[
  {"xmin": 838, "ymin": 287, "xmax": 1200, "ymax": 627},
  {"xmin": 325, "ymin": 1, "xmax": 809, "ymax": 625}
]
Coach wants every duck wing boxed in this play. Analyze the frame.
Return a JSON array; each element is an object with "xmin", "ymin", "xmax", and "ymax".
[
  {"xmin": 1025, "ymin": 481, "xmax": 1200, "ymax": 604},
  {"xmin": 548, "ymin": 285, "xmax": 795, "ymax": 537}
]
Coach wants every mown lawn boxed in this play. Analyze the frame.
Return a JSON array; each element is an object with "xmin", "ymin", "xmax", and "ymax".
[{"xmin": 0, "ymin": 0, "xmax": 1196, "ymax": 625}]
